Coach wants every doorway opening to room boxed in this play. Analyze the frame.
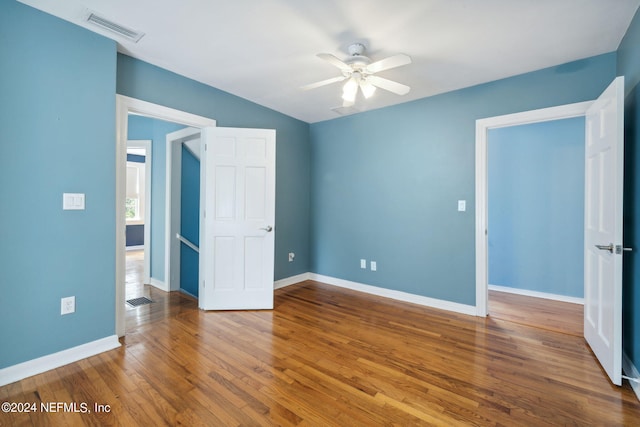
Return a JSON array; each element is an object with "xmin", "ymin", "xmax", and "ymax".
[
  {"xmin": 123, "ymin": 116, "xmax": 207, "ymax": 332},
  {"xmin": 125, "ymin": 139, "xmax": 152, "ymax": 324},
  {"xmin": 116, "ymin": 96, "xmax": 277, "ymax": 337},
  {"xmin": 116, "ymin": 96, "xmax": 216, "ymax": 336},
  {"xmin": 486, "ymin": 116, "xmax": 585, "ymax": 336},
  {"xmin": 477, "ymin": 78, "xmax": 626, "ymax": 387},
  {"xmin": 474, "ymin": 102, "xmax": 593, "ymax": 332}
]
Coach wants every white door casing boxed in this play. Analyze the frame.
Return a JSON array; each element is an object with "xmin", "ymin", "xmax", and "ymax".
[
  {"xmin": 115, "ymin": 95, "xmax": 216, "ymax": 337},
  {"xmin": 199, "ymin": 127, "xmax": 276, "ymax": 310},
  {"xmin": 584, "ymin": 76, "xmax": 625, "ymax": 386},
  {"xmin": 474, "ymin": 101, "xmax": 593, "ymax": 316}
]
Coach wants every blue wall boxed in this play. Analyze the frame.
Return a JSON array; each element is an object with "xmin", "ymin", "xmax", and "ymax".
[
  {"xmin": 127, "ymin": 115, "xmax": 186, "ymax": 281},
  {"xmin": 180, "ymin": 146, "xmax": 200, "ymax": 297},
  {"xmin": 310, "ymin": 53, "xmax": 616, "ymax": 305},
  {"xmin": 488, "ymin": 118, "xmax": 585, "ymax": 297},
  {"xmin": 618, "ymin": 6, "xmax": 640, "ymax": 378},
  {"xmin": 0, "ymin": 1, "xmax": 116, "ymax": 368},
  {"xmin": 117, "ymin": 54, "xmax": 311, "ymax": 281}
]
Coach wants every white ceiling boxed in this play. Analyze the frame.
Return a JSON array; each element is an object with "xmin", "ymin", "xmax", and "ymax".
[{"xmin": 18, "ymin": 0, "xmax": 640, "ymax": 123}]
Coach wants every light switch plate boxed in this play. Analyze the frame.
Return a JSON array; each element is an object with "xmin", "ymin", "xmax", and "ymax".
[
  {"xmin": 458, "ymin": 200, "xmax": 466, "ymax": 212},
  {"xmin": 63, "ymin": 193, "xmax": 85, "ymax": 210},
  {"xmin": 360, "ymin": 259, "xmax": 366, "ymax": 269},
  {"xmin": 61, "ymin": 296, "xmax": 75, "ymax": 315},
  {"xmin": 371, "ymin": 261, "xmax": 377, "ymax": 271}
]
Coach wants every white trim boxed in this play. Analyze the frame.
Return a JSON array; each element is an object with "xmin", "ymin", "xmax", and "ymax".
[
  {"xmin": 274, "ymin": 273, "xmax": 312, "ymax": 289},
  {"xmin": 475, "ymin": 101, "xmax": 593, "ymax": 317},
  {"xmin": 488, "ymin": 284, "xmax": 584, "ymax": 305},
  {"xmin": 623, "ymin": 352, "xmax": 640, "ymax": 402},
  {"xmin": 126, "ymin": 245, "xmax": 144, "ymax": 251},
  {"xmin": 0, "ymin": 336, "xmax": 120, "ymax": 387},
  {"xmin": 310, "ymin": 273, "xmax": 477, "ymax": 316},
  {"xmin": 127, "ymin": 139, "xmax": 152, "ymax": 283},
  {"xmin": 116, "ymin": 95, "xmax": 216, "ymax": 337},
  {"xmin": 149, "ymin": 278, "xmax": 168, "ymax": 292}
]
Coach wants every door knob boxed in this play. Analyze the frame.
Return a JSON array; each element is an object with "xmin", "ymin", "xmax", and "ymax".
[
  {"xmin": 595, "ymin": 244, "xmax": 633, "ymax": 254},
  {"xmin": 595, "ymin": 244, "xmax": 614, "ymax": 253},
  {"xmin": 260, "ymin": 225, "xmax": 273, "ymax": 232}
]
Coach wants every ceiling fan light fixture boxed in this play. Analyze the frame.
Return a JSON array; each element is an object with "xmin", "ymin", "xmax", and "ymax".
[
  {"xmin": 342, "ymin": 77, "xmax": 358, "ymax": 103},
  {"xmin": 360, "ymin": 79, "xmax": 377, "ymax": 99}
]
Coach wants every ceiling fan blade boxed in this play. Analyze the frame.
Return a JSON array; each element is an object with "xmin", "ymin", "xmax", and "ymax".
[
  {"xmin": 365, "ymin": 54, "xmax": 412, "ymax": 74},
  {"xmin": 317, "ymin": 53, "xmax": 352, "ymax": 72},
  {"xmin": 367, "ymin": 75, "xmax": 410, "ymax": 95},
  {"xmin": 300, "ymin": 75, "xmax": 347, "ymax": 91}
]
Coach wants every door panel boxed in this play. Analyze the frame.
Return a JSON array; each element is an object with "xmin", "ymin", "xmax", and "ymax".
[
  {"xmin": 200, "ymin": 127, "xmax": 276, "ymax": 310},
  {"xmin": 584, "ymin": 76, "xmax": 624, "ymax": 386}
]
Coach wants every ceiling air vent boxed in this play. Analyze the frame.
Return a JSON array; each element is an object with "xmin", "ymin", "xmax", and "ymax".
[
  {"xmin": 331, "ymin": 105, "xmax": 360, "ymax": 116},
  {"xmin": 86, "ymin": 12, "xmax": 144, "ymax": 43}
]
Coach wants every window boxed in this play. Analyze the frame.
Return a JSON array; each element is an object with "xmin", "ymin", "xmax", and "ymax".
[{"xmin": 126, "ymin": 161, "xmax": 145, "ymax": 224}]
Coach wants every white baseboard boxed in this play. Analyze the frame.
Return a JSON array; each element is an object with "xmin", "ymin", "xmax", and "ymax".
[
  {"xmin": 0, "ymin": 335, "xmax": 120, "ymax": 387},
  {"xmin": 149, "ymin": 278, "xmax": 168, "ymax": 292},
  {"xmin": 623, "ymin": 352, "xmax": 640, "ymax": 402},
  {"xmin": 274, "ymin": 273, "xmax": 312, "ymax": 289},
  {"xmin": 489, "ymin": 284, "xmax": 584, "ymax": 305},
  {"xmin": 309, "ymin": 273, "xmax": 477, "ymax": 316},
  {"xmin": 126, "ymin": 245, "xmax": 144, "ymax": 251}
]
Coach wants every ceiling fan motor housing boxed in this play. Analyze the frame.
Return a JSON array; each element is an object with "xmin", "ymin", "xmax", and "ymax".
[{"xmin": 346, "ymin": 43, "xmax": 372, "ymax": 71}]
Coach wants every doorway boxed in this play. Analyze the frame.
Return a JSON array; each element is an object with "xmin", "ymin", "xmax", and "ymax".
[
  {"xmin": 116, "ymin": 95, "xmax": 216, "ymax": 337},
  {"xmin": 125, "ymin": 140, "xmax": 151, "ymax": 283},
  {"xmin": 475, "ymin": 101, "xmax": 592, "ymax": 316}
]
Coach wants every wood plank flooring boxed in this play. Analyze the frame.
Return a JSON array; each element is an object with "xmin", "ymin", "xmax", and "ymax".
[
  {"xmin": 2, "ymin": 280, "xmax": 639, "ymax": 426},
  {"xmin": 488, "ymin": 290, "xmax": 583, "ymax": 337}
]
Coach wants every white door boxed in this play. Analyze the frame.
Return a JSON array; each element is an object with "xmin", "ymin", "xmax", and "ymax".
[
  {"xmin": 199, "ymin": 127, "xmax": 276, "ymax": 310},
  {"xmin": 584, "ymin": 76, "xmax": 624, "ymax": 386}
]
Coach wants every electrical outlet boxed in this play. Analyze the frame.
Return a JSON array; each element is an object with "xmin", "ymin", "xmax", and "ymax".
[
  {"xmin": 371, "ymin": 261, "xmax": 377, "ymax": 271},
  {"xmin": 288, "ymin": 252, "xmax": 295, "ymax": 262},
  {"xmin": 61, "ymin": 296, "xmax": 75, "ymax": 315},
  {"xmin": 360, "ymin": 259, "xmax": 366, "ymax": 269}
]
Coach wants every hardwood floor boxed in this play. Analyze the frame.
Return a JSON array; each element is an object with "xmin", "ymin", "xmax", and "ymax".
[
  {"xmin": 125, "ymin": 250, "xmax": 197, "ymax": 331},
  {"xmin": 488, "ymin": 290, "xmax": 583, "ymax": 337},
  {"xmin": 2, "ymin": 280, "xmax": 639, "ymax": 426}
]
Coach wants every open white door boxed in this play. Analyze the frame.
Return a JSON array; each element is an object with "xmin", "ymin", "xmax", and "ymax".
[
  {"xmin": 199, "ymin": 127, "xmax": 276, "ymax": 310},
  {"xmin": 584, "ymin": 76, "xmax": 624, "ymax": 386}
]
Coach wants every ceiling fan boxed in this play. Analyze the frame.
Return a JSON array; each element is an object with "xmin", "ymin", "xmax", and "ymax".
[{"xmin": 301, "ymin": 43, "xmax": 412, "ymax": 107}]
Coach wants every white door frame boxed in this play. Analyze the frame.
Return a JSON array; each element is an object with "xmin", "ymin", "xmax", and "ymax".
[
  {"xmin": 116, "ymin": 95, "xmax": 216, "ymax": 337},
  {"xmin": 474, "ymin": 101, "xmax": 592, "ymax": 316},
  {"xmin": 126, "ymin": 139, "xmax": 152, "ymax": 283}
]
